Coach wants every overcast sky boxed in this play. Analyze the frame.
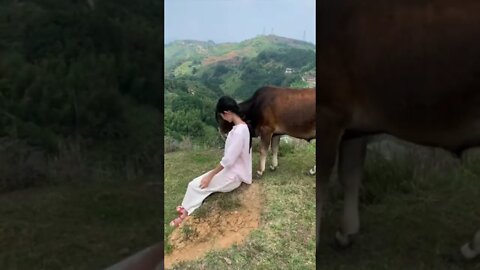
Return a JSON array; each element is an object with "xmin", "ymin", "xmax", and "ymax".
[{"xmin": 164, "ymin": 0, "xmax": 315, "ymax": 44}]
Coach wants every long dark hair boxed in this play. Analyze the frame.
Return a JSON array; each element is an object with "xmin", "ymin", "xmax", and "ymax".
[{"xmin": 215, "ymin": 96, "xmax": 253, "ymax": 152}]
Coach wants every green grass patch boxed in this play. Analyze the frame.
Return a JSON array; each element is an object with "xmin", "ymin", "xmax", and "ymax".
[
  {"xmin": 0, "ymin": 180, "xmax": 160, "ymax": 270},
  {"xmin": 320, "ymin": 142, "xmax": 480, "ymax": 270},
  {"xmin": 181, "ymin": 224, "xmax": 198, "ymax": 241},
  {"xmin": 164, "ymin": 140, "xmax": 316, "ymax": 269}
]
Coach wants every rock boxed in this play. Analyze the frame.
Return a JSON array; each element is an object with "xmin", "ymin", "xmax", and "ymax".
[{"xmin": 223, "ymin": 257, "xmax": 232, "ymax": 265}]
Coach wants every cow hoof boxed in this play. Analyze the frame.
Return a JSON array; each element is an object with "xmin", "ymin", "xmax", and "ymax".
[
  {"xmin": 269, "ymin": 165, "xmax": 277, "ymax": 171},
  {"xmin": 255, "ymin": 171, "xmax": 263, "ymax": 179},
  {"xmin": 332, "ymin": 231, "xmax": 355, "ymax": 250}
]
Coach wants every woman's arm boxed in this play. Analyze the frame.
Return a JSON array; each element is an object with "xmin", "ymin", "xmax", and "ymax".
[
  {"xmin": 199, "ymin": 163, "xmax": 224, "ymax": 189},
  {"xmin": 200, "ymin": 126, "xmax": 246, "ymax": 189},
  {"xmin": 219, "ymin": 127, "xmax": 245, "ymax": 169}
]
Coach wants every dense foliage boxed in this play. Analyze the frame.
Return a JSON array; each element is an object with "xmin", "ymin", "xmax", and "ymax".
[
  {"xmin": 164, "ymin": 35, "xmax": 316, "ymax": 143},
  {"xmin": 0, "ymin": 0, "xmax": 162, "ymax": 189}
]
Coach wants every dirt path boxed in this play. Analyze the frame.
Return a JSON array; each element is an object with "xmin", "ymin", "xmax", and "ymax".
[{"xmin": 164, "ymin": 183, "xmax": 263, "ymax": 269}]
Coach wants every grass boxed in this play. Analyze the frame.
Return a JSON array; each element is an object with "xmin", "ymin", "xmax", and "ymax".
[
  {"xmin": 320, "ymin": 138, "xmax": 480, "ymax": 270},
  {"xmin": 164, "ymin": 138, "xmax": 316, "ymax": 269},
  {"xmin": 181, "ymin": 225, "xmax": 198, "ymax": 241},
  {"xmin": 0, "ymin": 179, "xmax": 160, "ymax": 270},
  {"xmin": 164, "ymin": 136, "xmax": 480, "ymax": 269}
]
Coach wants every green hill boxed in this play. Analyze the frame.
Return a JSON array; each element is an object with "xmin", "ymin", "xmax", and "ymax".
[
  {"xmin": 0, "ymin": 0, "xmax": 162, "ymax": 165},
  {"xmin": 164, "ymin": 35, "xmax": 316, "ymax": 143},
  {"xmin": 0, "ymin": 1, "xmax": 162, "ymax": 269},
  {"xmin": 164, "ymin": 35, "xmax": 315, "ymax": 72}
]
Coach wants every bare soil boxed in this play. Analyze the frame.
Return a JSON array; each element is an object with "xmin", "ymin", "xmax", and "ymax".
[{"xmin": 164, "ymin": 183, "xmax": 263, "ymax": 269}]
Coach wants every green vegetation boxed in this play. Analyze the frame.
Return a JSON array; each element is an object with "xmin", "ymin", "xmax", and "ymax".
[
  {"xmin": 0, "ymin": 1, "xmax": 161, "ymax": 268},
  {"xmin": 0, "ymin": 180, "xmax": 160, "ymax": 270},
  {"xmin": 165, "ymin": 127, "xmax": 480, "ymax": 269},
  {"xmin": 0, "ymin": 0, "xmax": 162, "ymax": 192},
  {"xmin": 320, "ymin": 139, "xmax": 480, "ymax": 270},
  {"xmin": 164, "ymin": 140, "xmax": 316, "ymax": 269},
  {"xmin": 164, "ymin": 35, "xmax": 315, "ymax": 71},
  {"xmin": 164, "ymin": 35, "xmax": 315, "ymax": 146}
]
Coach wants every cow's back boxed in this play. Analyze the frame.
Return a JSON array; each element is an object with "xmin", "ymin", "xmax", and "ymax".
[
  {"xmin": 319, "ymin": 0, "xmax": 480, "ymax": 151},
  {"xmin": 244, "ymin": 86, "xmax": 316, "ymax": 139}
]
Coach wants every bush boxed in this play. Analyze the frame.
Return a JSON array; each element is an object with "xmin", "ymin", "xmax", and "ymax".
[
  {"xmin": 47, "ymin": 139, "xmax": 91, "ymax": 184},
  {"xmin": 164, "ymin": 136, "xmax": 179, "ymax": 153},
  {"xmin": 0, "ymin": 137, "xmax": 48, "ymax": 191}
]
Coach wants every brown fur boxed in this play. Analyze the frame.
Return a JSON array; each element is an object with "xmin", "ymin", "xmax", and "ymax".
[
  {"xmin": 317, "ymin": 0, "xmax": 480, "ymax": 259},
  {"xmin": 218, "ymin": 86, "xmax": 316, "ymax": 177}
]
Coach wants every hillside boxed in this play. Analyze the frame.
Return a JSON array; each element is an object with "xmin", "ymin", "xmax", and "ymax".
[
  {"xmin": 164, "ymin": 35, "xmax": 316, "ymax": 143},
  {"xmin": 0, "ymin": 0, "xmax": 162, "ymax": 173},
  {"xmin": 164, "ymin": 35, "xmax": 315, "ymax": 71},
  {"xmin": 0, "ymin": 1, "xmax": 162, "ymax": 269},
  {"xmin": 164, "ymin": 35, "xmax": 315, "ymax": 97}
]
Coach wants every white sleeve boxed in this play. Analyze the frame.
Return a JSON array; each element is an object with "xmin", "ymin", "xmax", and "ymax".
[{"xmin": 220, "ymin": 127, "xmax": 245, "ymax": 168}]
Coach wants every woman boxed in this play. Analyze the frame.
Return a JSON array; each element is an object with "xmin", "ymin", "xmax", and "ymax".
[{"xmin": 169, "ymin": 96, "xmax": 253, "ymax": 227}]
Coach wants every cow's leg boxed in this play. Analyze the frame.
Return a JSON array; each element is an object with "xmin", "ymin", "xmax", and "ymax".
[
  {"xmin": 316, "ymin": 124, "xmax": 344, "ymax": 257},
  {"xmin": 335, "ymin": 137, "xmax": 367, "ymax": 248},
  {"xmin": 459, "ymin": 229, "xmax": 480, "ymax": 260},
  {"xmin": 309, "ymin": 140, "xmax": 317, "ymax": 175},
  {"xmin": 270, "ymin": 135, "xmax": 280, "ymax": 171},
  {"xmin": 256, "ymin": 128, "xmax": 273, "ymax": 178}
]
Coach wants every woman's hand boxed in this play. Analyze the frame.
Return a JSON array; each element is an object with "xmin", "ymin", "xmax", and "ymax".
[
  {"xmin": 199, "ymin": 175, "xmax": 213, "ymax": 189},
  {"xmin": 200, "ymin": 164, "xmax": 224, "ymax": 189}
]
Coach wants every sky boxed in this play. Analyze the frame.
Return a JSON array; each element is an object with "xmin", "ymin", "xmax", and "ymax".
[{"xmin": 164, "ymin": 0, "xmax": 315, "ymax": 44}]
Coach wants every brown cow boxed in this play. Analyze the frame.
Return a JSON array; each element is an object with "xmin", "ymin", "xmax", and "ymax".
[
  {"xmin": 317, "ymin": 0, "xmax": 480, "ymax": 261},
  {"xmin": 217, "ymin": 86, "xmax": 316, "ymax": 178}
]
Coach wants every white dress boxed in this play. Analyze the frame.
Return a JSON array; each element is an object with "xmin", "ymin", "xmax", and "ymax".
[{"xmin": 181, "ymin": 123, "xmax": 252, "ymax": 215}]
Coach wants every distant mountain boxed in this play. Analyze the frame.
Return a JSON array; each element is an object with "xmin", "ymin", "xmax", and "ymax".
[
  {"xmin": 165, "ymin": 35, "xmax": 314, "ymax": 70},
  {"xmin": 164, "ymin": 35, "xmax": 315, "ymax": 142},
  {"xmin": 164, "ymin": 35, "xmax": 315, "ymax": 99}
]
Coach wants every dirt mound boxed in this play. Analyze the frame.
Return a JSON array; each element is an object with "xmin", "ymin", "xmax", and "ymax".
[
  {"xmin": 202, "ymin": 51, "xmax": 240, "ymax": 66},
  {"xmin": 164, "ymin": 183, "xmax": 263, "ymax": 269}
]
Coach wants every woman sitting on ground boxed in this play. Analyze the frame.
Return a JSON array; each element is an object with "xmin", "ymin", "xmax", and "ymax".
[{"xmin": 170, "ymin": 96, "xmax": 253, "ymax": 227}]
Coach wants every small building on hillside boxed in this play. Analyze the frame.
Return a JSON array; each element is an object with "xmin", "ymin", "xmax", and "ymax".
[
  {"xmin": 302, "ymin": 73, "xmax": 316, "ymax": 87},
  {"xmin": 285, "ymin": 68, "xmax": 295, "ymax": 74}
]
